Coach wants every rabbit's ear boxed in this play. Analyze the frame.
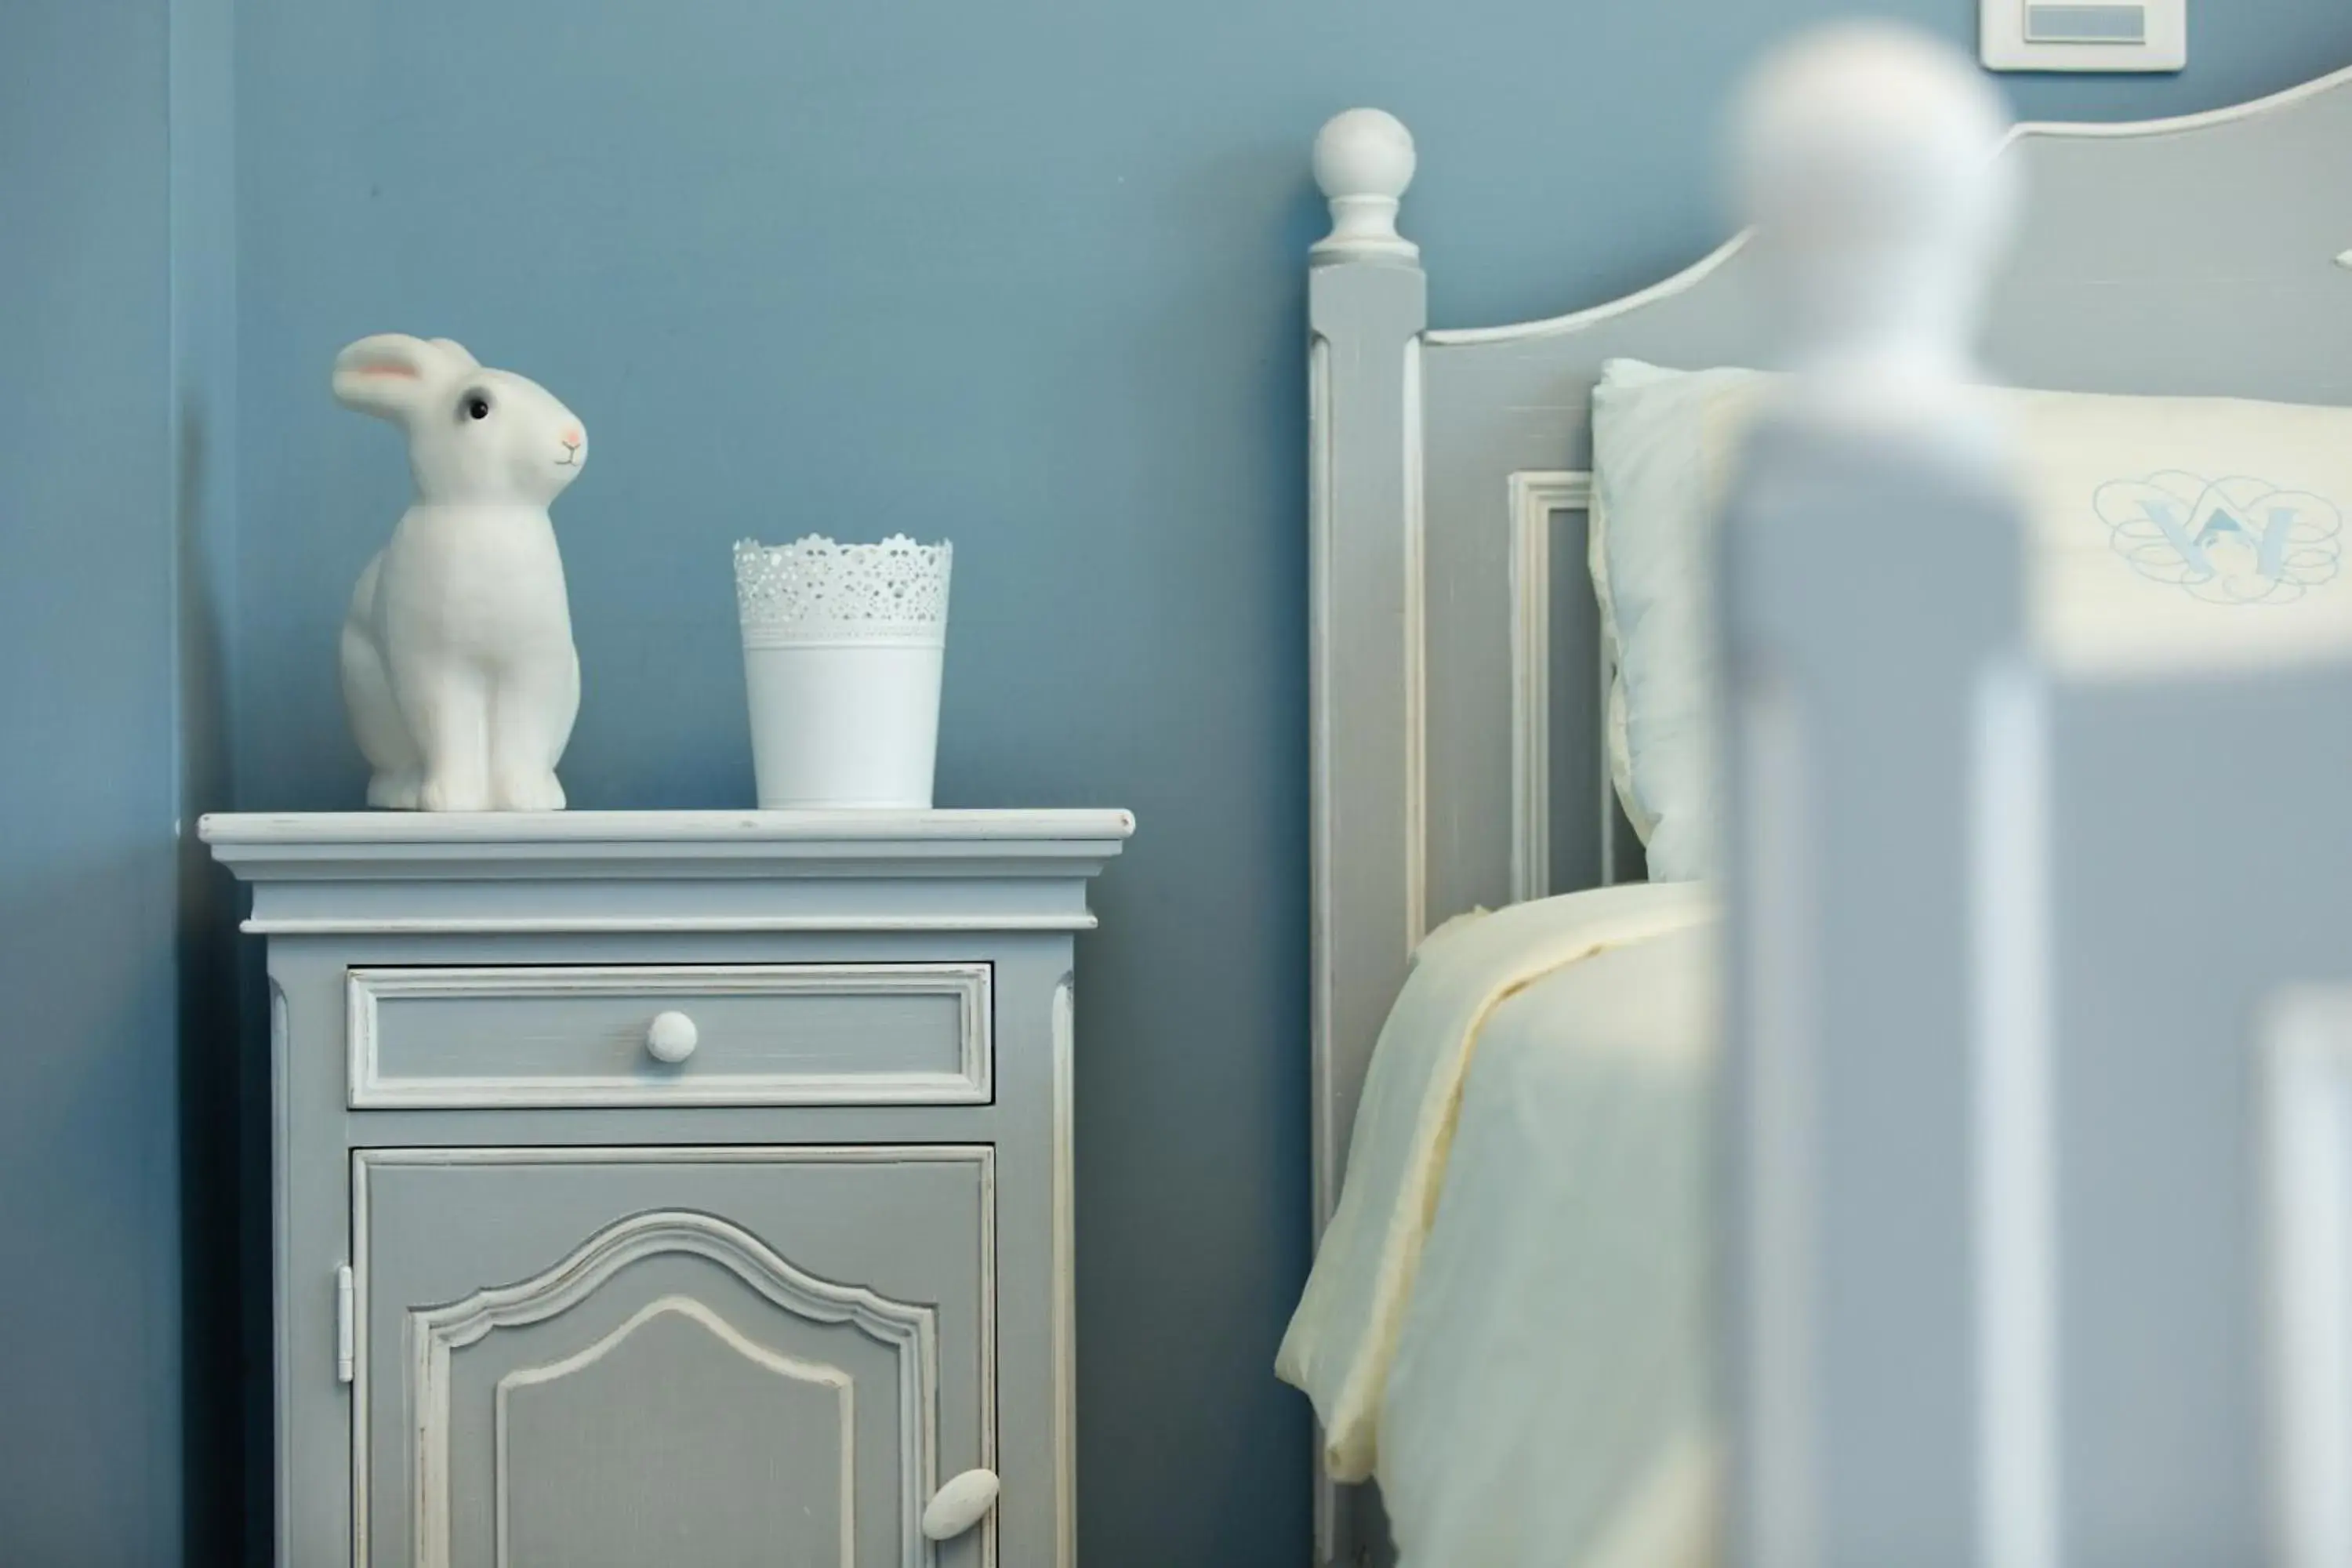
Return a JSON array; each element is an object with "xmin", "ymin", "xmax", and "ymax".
[
  {"xmin": 430, "ymin": 338, "xmax": 479, "ymax": 369},
  {"xmin": 332, "ymin": 334, "xmax": 446, "ymax": 421}
]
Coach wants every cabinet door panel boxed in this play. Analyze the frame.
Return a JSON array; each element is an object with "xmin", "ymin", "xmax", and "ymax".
[
  {"xmin": 355, "ymin": 1148, "xmax": 993, "ymax": 1568},
  {"xmin": 497, "ymin": 1292, "xmax": 855, "ymax": 1565}
]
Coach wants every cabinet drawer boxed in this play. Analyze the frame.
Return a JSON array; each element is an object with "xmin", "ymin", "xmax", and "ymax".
[{"xmin": 347, "ymin": 964, "xmax": 990, "ymax": 1109}]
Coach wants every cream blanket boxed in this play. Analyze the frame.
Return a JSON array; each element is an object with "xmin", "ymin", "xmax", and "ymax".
[{"xmin": 1276, "ymin": 881, "xmax": 1719, "ymax": 1566}]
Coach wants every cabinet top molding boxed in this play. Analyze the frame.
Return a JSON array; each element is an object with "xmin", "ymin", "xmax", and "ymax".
[
  {"xmin": 201, "ymin": 811, "xmax": 1134, "ymax": 931},
  {"xmin": 202, "ymin": 808, "xmax": 1134, "ymax": 854}
]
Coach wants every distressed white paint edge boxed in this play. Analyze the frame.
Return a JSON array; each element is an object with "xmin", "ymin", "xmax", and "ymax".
[
  {"xmin": 1506, "ymin": 471, "xmax": 1592, "ymax": 902},
  {"xmin": 354, "ymin": 1144, "xmax": 987, "ymax": 1568},
  {"xmin": 2262, "ymin": 990, "xmax": 2352, "ymax": 1568},
  {"xmin": 1426, "ymin": 235, "xmax": 1752, "ymax": 347},
  {"xmin": 978, "ymin": 1128, "xmax": 1001, "ymax": 1568},
  {"xmin": 268, "ymin": 979, "xmax": 308, "ymax": 1565},
  {"xmin": 1599, "ymin": 613, "xmax": 1621, "ymax": 889},
  {"xmin": 202, "ymin": 807, "xmax": 1136, "ymax": 848},
  {"xmin": 1306, "ymin": 328, "xmax": 1337, "ymax": 1218},
  {"xmin": 347, "ymin": 960, "xmax": 993, "ymax": 996},
  {"xmin": 1970, "ymin": 663, "xmax": 2059, "ymax": 1568},
  {"xmin": 1305, "ymin": 324, "xmax": 1345, "ymax": 1247},
  {"xmin": 2006, "ymin": 56, "xmax": 2352, "ymax": 136},
  {"xmin": 360, "ymin": 1142, "xmax": 993, "ymax": 1168},
  {"xmin": 489, "ymin": 1295, "xmax": 858, "ymax": 1568},
  {"xmin": 1051, "ymin": 978, "xmax": 1076, "ymax": 1568},
  {"xmin": 345, "ymin": 962, "xmax": 993, "ymax": 1111},
  {"xmin": 1402, "ymin": 335, "xmax": 1428, "ymax": 951},
  {"xmin": 1305, "ymin": 325, "xmax": 1341, "ymax": 1568},
  {"xmin": 350, "ymin": 1073, "xmax": 989, "ymax": 1112},
  {"xmin": 1421, "ymin": 63, "xmax": 2352, "ymax": 349},
  {"xmin": 247, "ymin": 913, "xmax": 1097, "ymax": 936},
  {"xmin": 346, "ymin": 981, "xmax": 376, "ymax": 1117},
  {"xmin": 1508, "ymin": 474, "xmax": 1552, "ymax": 903},
  {"xmin": 350, "ymin": 1144, "xmax": 370, "ymax": 1568}
]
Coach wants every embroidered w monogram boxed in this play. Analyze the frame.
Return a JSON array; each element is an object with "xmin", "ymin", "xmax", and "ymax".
[{"xmin": 2092, "ymin": 472, "xmax": 2342, "ymax": 605}]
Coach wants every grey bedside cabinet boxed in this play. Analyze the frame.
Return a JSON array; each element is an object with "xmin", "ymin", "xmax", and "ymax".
[{"xmin": 203, "ymin": 809, "xmax": 1131, "ymax": 1568}]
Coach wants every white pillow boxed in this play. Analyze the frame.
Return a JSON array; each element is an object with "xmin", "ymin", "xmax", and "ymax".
[{"xmin": 1592, "ymin": 358, "xmax": 2352, "ymax": 881}]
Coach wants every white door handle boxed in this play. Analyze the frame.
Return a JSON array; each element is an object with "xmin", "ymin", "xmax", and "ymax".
[
  {"xmin": 645, "ymin": 1010, "xmax": 699, "ymax": 1063},
  {"xmin": 920, "ymin": 1468, "xmax": 1000, "ymax": 1541}
]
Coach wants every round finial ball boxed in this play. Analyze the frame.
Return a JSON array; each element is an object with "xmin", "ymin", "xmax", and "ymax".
[
  {"xmin": 1315, "ymin": 108, "xmax": 1417, "ymax": 202},
  {"xmin": 1733, "ymin": 21, "xmax": 2014, "ymax": 252}
]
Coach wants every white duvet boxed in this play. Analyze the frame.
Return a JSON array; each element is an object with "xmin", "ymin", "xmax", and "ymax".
[{"xmin": 1276, "ymin": 881, "xmax": 1722, "ymax": 1568}]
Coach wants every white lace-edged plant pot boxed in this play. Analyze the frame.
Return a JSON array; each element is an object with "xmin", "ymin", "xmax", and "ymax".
[{"xmin": 734, "ymin": 535, "xmax": 952, "ymax": 809}]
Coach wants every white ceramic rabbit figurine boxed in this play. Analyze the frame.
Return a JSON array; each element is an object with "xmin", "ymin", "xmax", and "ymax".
[{"xmin": 332, "ymin": 333, "xmax": 587, "ymax": 811}]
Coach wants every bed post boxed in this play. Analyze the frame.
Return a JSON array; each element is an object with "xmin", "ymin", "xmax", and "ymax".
[
  {"xmin": 1307, "ymin": 107, "xmax": 1424, "ymax": 1568},
  {"xmin": 1717, "ymin": 27, "xmax": 2033, "ymax": 1568}
]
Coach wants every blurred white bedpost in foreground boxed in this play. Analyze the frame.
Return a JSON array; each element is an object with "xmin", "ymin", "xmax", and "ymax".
[
  {"xmin": 1716, "ymin": 26, "xmax": 2035, "ymax": 1568},
  {"xmin": 1721, "ymin": 24, "xmax": 2352, "ymax": 1568}
]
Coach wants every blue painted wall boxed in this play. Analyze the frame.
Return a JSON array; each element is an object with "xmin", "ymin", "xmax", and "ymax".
[
  {"xmin": 9, "ymin": 1, "xmax": 2352, "ymax": 1562},
  {"xmin": 0, "ymin": 3, "xmax": 183, "ymax": 1563}
]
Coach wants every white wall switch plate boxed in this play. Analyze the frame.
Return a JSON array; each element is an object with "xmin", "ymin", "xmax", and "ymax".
[{"xmin": 1981, "ymin": 0, "xmax": 2185, "ymax": 72}]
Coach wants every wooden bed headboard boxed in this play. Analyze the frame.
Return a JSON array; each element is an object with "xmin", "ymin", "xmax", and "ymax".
[{"xmin": 1305, "ymin": 62, "xmax": 2352, "ymax": 1565}]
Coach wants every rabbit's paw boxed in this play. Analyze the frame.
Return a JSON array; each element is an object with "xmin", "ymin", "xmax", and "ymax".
[
  {"xmin": 492, "ymin": 769, "xmax": 568, "ymax": 811},
  {"xmin": 417, "ymin": 774, "xmax": 492, "ymax": 812},
  {"xmin": 366, "ymin": 771, "xmax": 423, "ymax": 810}
]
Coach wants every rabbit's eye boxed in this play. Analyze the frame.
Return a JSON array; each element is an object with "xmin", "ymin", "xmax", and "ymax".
[{"xmin": 465, "ymin": 396, "xmax": 491, "ymax": 421}]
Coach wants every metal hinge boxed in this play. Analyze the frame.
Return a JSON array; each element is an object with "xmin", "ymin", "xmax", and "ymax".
[{"xmin": 335, "ymin": 1263, "xmax": 355, "ymax": 1385}]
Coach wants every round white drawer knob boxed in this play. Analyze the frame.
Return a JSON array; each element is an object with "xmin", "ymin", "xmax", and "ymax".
[
  {"xmin": 920, "ymin": 1468, "xmax": 1000, "ymax": 1541},
  {"xmin": 644, "ymin": 1011, "xmax": 699, "ymax": 1064}
]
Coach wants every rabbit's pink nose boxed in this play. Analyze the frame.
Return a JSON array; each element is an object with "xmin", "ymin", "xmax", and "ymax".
[{"xmin": 561, "ymin": 428, "xmax": 583, "ymax": 447}]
